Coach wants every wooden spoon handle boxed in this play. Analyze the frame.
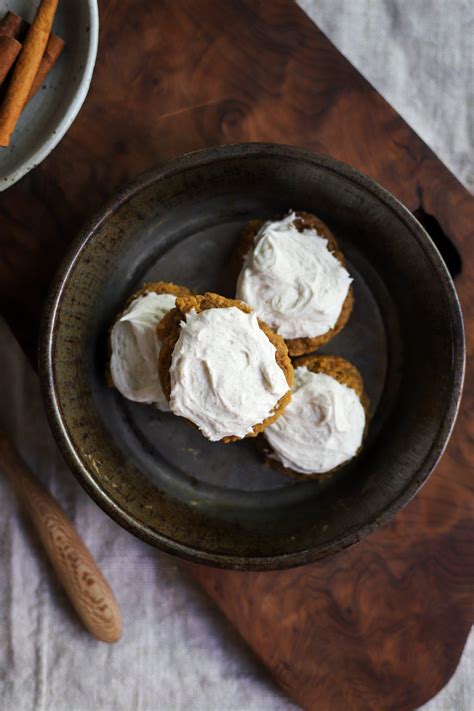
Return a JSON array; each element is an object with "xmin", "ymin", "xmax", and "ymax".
[{"xmin": 0, "ymin": 433, "xmax": 122, "ymax": 643}]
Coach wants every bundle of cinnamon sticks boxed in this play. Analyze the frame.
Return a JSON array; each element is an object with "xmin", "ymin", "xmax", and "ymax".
[{"xmin": 0, "ymin": 0, "xmax": 65, "ymax": 147}]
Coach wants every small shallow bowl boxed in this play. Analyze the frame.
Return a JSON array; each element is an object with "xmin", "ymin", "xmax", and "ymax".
[
  {"xmin": 0, "ymin": 0, "xmax": 98, "ymax": 190},
  {"xmin": 40, "ymin": 144, "xmax": 465, "ymax": 570}
]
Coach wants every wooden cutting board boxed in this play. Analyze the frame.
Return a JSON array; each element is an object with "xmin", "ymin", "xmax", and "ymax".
[{"xmin": 1, "ymin": 2, "xmax": 472, "ymax": 709}]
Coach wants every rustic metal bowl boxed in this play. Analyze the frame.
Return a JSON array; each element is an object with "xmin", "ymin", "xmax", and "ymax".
[{"xmin": 40, "ymin": 144, "xmax": 465, "ymax": 570}]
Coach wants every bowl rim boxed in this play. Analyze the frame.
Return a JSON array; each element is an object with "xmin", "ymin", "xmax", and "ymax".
[
  {"xmin": 0, "ymin": 0, "xmax": 99, "ymax": 191},
  {"xmin": 39, "ymin": 143, "xmax": 466, "ymax": 570}
]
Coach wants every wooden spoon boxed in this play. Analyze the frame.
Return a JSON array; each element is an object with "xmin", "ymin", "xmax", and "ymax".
[{"xmin": 0, "ymin": 431, "xmax": 122, "ymax": 643}]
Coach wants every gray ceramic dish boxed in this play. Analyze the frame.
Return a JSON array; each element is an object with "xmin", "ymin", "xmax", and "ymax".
[
  {"xmin": 39, "ymin": 144, "xmax": 465, "ymax": 570},
  {"xmin": 0, "ymin": 0, "xmax": 98, "ymax": 190}
]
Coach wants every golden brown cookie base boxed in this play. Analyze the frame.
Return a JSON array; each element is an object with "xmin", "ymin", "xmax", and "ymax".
[
  {"xmin": 127, "ymin": 281, "xmax": 192, "ymax": 302},
  {"xmin": 286, "ymin": 288, "xmax": 353, "ymax": 356},
  {"xmin": 232, "ymin": 211, "xmax": 354, "ymax": 356},
  {"xmin": 157, "ymin": 292, "xmax": 294, "ymax": 443},
  {"xmin": 296, "ymin": 354, "xmax": 369, "ymax": 411},
  {"xmin": 261, "ymin": 354, "xmax": 369, "ymax": 480},
  {"xmin": 107, "ymin": 281, "xmax": 192, "ymax": 388}
]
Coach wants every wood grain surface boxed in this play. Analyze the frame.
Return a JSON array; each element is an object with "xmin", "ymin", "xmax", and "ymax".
[
  {"xmin": 0, "ymin": 1, "xmax": 472, "ymax": 708},
  {"xmin": 0, "ymin": 432, "xmax": 122, "ymax": 643}
]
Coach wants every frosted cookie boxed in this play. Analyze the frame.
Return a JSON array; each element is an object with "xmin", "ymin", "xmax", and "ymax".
[
  {"xmin": 109, "ymin": 281, "xmax": 191, "ymax": 410},
  {"xmin": 262, "ymin": 355, "xmax": 368, "ymax": 479},
  {"xmin": 234, "ymin": 211, "xmax": 353, "ymax": 356},
  {"xmin": 157, "ymin": 292, "xmax": 294, "ymax": 442}
]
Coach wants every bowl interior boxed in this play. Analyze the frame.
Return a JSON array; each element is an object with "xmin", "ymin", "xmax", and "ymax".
[
  {"xmin": 43, "ymin": 146, "xmax": 463, "ymax": 568},
  {"xmin": 0, "ymin": 0, "xmax": 97, "ymax": 188}
]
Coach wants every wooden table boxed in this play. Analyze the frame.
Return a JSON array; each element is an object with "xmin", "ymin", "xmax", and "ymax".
[{"xmin": 1, "ymin": 2, "xmax": 472, "ymax": 709}]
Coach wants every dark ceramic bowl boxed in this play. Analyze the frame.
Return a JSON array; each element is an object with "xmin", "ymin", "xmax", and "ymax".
[{"xmin": 40, "ymin": 144, "xmax": 464, "ymax": 570}]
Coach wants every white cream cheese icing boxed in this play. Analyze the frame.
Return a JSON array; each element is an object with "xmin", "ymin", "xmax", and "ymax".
[
  {"xmin": 236, "ymin": 212, "xmax": 352, "ymax": 340},
  {"xmin": 264, "ymin": 366, "xmax": 366, "ymax": 474},
  {"xmin": 110, "ymin": 291, "xmax": 176, "ymax": 410},
  {"xmin": 169, "ymin": 306, "xmax": 290, "ymax": 441}
]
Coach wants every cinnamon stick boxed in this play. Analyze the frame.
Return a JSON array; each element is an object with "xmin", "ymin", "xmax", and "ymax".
[
  {"xmin": 0, "ymin": 36, "xmax": 21, "ymax": 86},
  {"xmin": 0, "ymin": 0, "xmax": 59, "ymax": 147},
  {"xmin": 0, "ymin": 11, "xmax": 66, "ymax": 104},
  {"xmin": 27, "ymin": 32, "xmax": 65, "ymax": 103},
  {"xmin": 0, "ymin": 11, "xmax": 24, "ymax": 39}
]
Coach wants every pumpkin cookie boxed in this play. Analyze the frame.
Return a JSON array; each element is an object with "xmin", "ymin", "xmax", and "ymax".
[
  {"xmin": 234, "ymin": 211, "xmax": 353, "ymax": 356},
  {"xmin": 262, "ymin": 355, "xmax": 369, "ymax": 479},
  {"xmin": 109, "ymin": 281, "xmax": 191, "ymax": 410},
  {"xmin": 157, "ymin": 292, "xmax": 293, "ymax": 442}
]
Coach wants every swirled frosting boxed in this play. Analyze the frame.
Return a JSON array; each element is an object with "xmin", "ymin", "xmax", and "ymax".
[
  {"xmin": 236, "ymin": 212, "xmax": 352, "ymax": 340},
  {"xmin": 110, "ymin": 291, "xmax": 176, "ymax": 410},
  {"xmin": 169, "ymin": 306, "xmax": 290, "ymax": 441},
  {"xmin": 264, "ymin": 366, "xmax": 366, "ymax": 474}
]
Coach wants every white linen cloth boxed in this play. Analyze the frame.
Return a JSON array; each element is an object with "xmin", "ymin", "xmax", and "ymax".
[
  {"xmin": 0, "ymin": 2, "xmax": 472, "ymax": 708},
  {"xmin": 299, "ymin": 0, "xmax": 473, "ymax": 191}
]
